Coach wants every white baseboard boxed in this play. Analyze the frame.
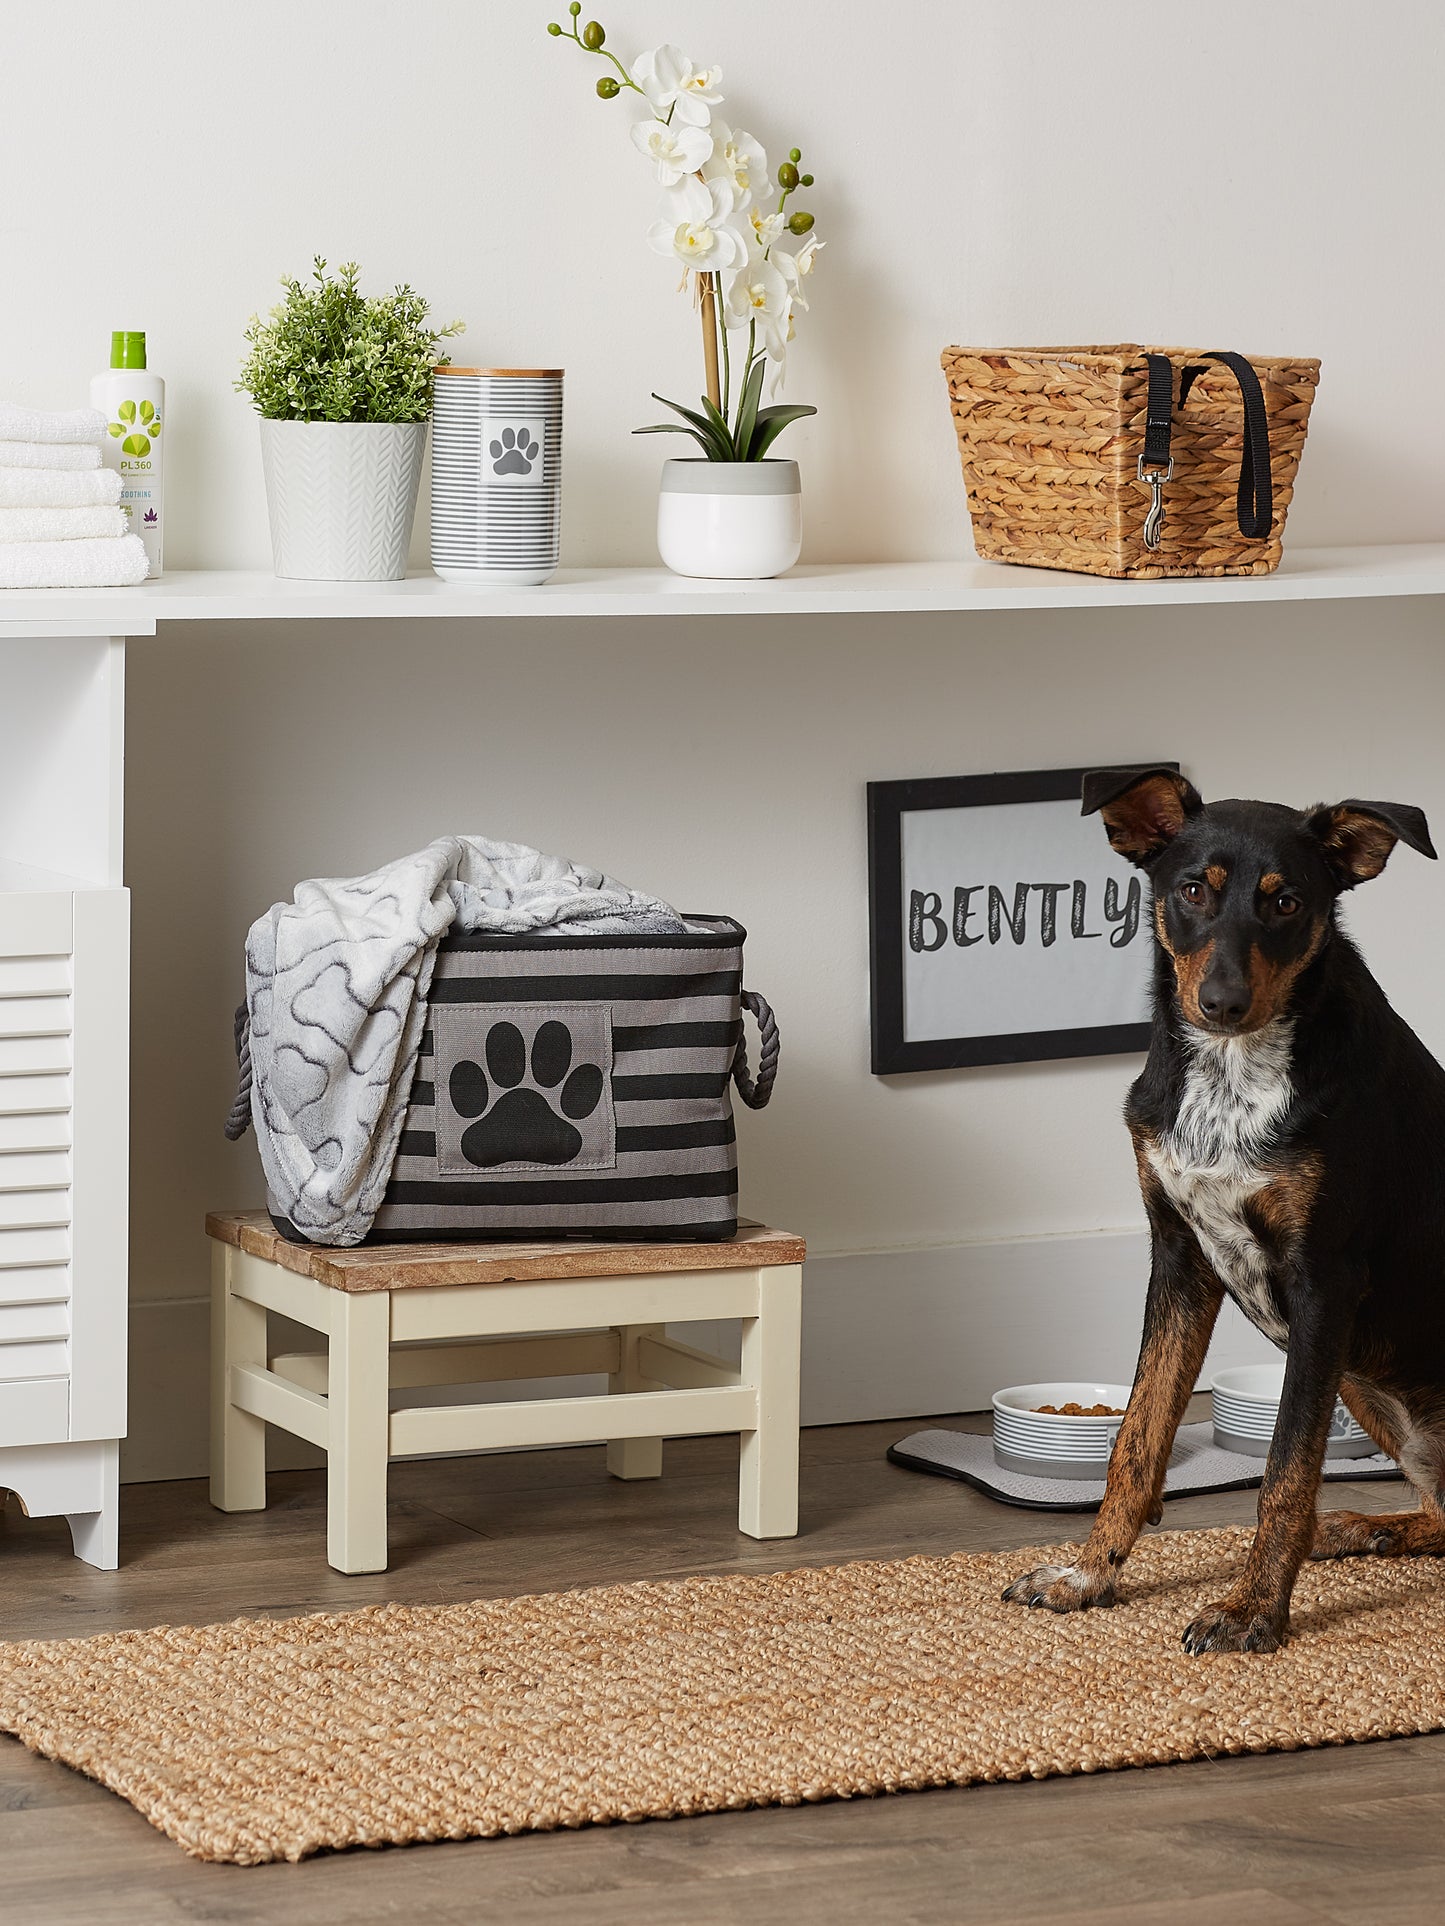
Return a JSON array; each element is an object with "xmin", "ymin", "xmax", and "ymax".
[
  {"xmin": 122, "ymin": 1230, "xmax": 1279, "ymax": 1483},
  {"xmin": 797, "ymin": 1228, "xmax": 1278, "ymax": 1425}
]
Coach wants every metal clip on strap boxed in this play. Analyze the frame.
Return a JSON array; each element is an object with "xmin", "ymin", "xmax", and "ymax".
[{"xmin": 1139, "ymin": 353, "xmax": 1175, "ymax": 552}]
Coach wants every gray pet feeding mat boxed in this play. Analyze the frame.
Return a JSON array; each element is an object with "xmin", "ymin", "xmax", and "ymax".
[{"xmin": 888, "ymin": 1419, "xmax": 1402, "ymax": 1511}]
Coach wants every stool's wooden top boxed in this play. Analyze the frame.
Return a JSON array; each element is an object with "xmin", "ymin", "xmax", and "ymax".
[{"xmin": 206, "ymin": 1211, "xmax": 806, "ymax": 1293}]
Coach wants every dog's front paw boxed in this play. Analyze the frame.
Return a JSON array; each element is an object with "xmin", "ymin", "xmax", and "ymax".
[
  {"xmin": 1000, "ymin": 1562, "xmax": 1115, "ymax": 1613},
  {"xmin": 1181, "ymin": 1597, "xmax": 1286, "ymax": 1655},
  {"xmin": 1311, "ymin": 1510, "xmax": 1401, "ymax": 1559}
]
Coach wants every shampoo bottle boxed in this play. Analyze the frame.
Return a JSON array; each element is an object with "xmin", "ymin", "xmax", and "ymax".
[{"xmin": 91, "ymin": 331, "xmax": 164, "ymax": 576}]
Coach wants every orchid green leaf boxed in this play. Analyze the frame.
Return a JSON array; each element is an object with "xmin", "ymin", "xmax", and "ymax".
[
  {"xmin": 733, "ymin": 358, "xmax": 767, "ymax": 462},
  {"xmin": 749, "ymin": 402, "xmax": 817, "ymax": 459},
  {"xmin": 633, "ymin": 422, "xmax": 715, "ymax": 456},
  {"xmin": 647, "ymin": 391, "xmax": 734, "ymax": 461}
]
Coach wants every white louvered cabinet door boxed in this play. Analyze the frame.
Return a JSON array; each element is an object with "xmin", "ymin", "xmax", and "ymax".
[
  {"xmin": 0, "ymin": 908, "xmax": 73, "ymax": 1448},
  {"xmin": 0, "ymin": 887, "xmax": 128, "ymax": 1453}
]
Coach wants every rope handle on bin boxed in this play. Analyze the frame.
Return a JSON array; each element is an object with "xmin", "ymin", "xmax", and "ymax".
[
  {"xmin": 225, "ymin": 1002, "xmax": 253, "ymax": 1141},
  {"xmin": 1140, "ymin": 350, "xmax": 1274, "ymax": 552},
  {"xmin": 732, "ymin": 989, "xmax": 780, "ymax": 1110}
]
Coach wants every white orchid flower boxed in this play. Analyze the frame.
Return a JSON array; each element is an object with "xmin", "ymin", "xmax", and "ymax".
[
  {"xmin": 673, "ymin": 61, "xmax": 724, "ymax": 125},
  {"xmin": 631, "ymin": 45, "xmax": 723, "ymax": 128},
  {"xmin": 704, "ymin": 121, "xmax": 772, "ymax": 212},
  {"xmin": 774, "ymin": 236, "xmax": 823, "ymax": 311},
  {"xmin": 723, "ymin": 254, "xmax": 791, "ymax": 344},
  {"xmin": 793, "ymin": 235, "xmax": 824, "ymax": 279},
  {"xmin": 629, "ymin": 115, "xmax": 712, "ymax": 186},
  {"xmin": 764, "ymin": 304, "xmax": 797, "ymax": 392},
  {"xmin": 746, "ymin": 206, "xmax": 787, "ymax": 253},
  {"xmin": 648, "ymin": 175, "xmax": 747, "ymax": 277}
]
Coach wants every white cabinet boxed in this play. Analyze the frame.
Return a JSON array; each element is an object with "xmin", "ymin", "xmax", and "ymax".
[{"xmin": 0, "ymin": 632, "xmax": 126, "ymax": 1566}]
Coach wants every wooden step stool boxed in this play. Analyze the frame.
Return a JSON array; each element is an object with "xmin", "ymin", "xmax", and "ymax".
[{"xmin": 207, "ymin": 1212, "xmax": 805, "ymax": 1574}]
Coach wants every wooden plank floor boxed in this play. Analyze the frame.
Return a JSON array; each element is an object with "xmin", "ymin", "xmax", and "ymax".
[{"xmin": 3, "ymin": 1404, "xmax": 1444, "ymax": 1926}]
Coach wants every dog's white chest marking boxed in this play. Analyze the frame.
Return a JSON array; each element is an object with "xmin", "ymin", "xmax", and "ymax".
[{"xmin": 1146, "ymin": 1023, "xmax": 1295, "ymax": 1348}]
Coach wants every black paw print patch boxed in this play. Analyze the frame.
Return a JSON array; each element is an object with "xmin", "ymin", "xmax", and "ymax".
[
  {"xmin": 434, "ymin": 1006, "xmax": 614, "ymax": 1173},
  {"xmin": 489, "ymin": 425, "xmax": 540, "ymax": 477}
]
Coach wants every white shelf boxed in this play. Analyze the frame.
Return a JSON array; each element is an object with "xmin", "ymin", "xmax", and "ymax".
[{"xmin": 1, "ymin": 545, "xmax": 1444, "ymax": 637}]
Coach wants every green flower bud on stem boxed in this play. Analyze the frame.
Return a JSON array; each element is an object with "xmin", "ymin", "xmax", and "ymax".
[
  {"xmin": 800, "ymin": 172, "xmax": 814, "ymax": 186},
  {"xmin": 596, "ymin": 74, "xmax": 619, "ymax": 96},
  {"xmin": 777, "ymin": 161, "xmax": 799, "ymax": 192},
  {"xmin": 787, "ymin": 210, "xmax": 815, "ymax": 234},
  {"xmin": 569, "ymin": 2, "xmax": 581, "ymax": 14},
  {"xmin": 788, "ymin": 147, "xmax": 802, "ymax": 163},
  {"xmin": 546, "ymin": 19, "xmax": 562, "ymax": 31},
  {"xmin": 582, "ymin": 19, "xmax": 605, "ymax": 47}
]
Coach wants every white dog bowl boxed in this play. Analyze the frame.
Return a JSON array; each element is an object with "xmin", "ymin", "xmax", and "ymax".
[
  {"xmin": 1210, "ymin": 1363, "xmax": 1376, "ymax": 1460},
  {"xmin": 991, "ymin": 1382, "xmax": 1133, "ymax": 1481}
]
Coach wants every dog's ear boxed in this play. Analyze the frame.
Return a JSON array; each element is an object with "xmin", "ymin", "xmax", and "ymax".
[
  {"xmin": 1304, "ymin": 799, "xmax": 1438, "ymax": 888},
  {"xmin": 1081, "ymin": 766, "xmax": 1203, "ymax": 867}
]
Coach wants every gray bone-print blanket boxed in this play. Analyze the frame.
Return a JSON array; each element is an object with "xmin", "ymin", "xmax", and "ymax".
[{"xmin": 236, "ymin": 837, "xmax": 683, "ymax": 1245}]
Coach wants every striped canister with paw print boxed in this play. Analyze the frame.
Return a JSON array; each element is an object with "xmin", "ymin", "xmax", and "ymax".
[{"xmin": 430, "ymin": 367, "xmax": 563, "ymax": 585}]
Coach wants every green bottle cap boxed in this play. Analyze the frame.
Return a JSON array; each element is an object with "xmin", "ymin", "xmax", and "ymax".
[{"xmin": 110, "ymin": 331, "xmax": 147, "ymax": 370}]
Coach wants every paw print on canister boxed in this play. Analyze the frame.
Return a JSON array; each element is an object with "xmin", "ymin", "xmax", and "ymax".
[
  {"xmin": 449, "ymin": 1019, "xmax": 604, "ymax": 1168},
  {"xmin": 489, "ymin": 426, "xmax": 540, "ymax": 477}
]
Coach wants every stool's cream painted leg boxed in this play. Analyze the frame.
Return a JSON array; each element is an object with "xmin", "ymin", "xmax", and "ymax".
[
  {"xmin": 738, "ymin": 1265, "xmax": 802, "ymax": 1539},
  {"xmin": 607, "ymin": 1322, "xmax": 664, "ymax": 1479},
  {"xmin": 209, "ymin": 1242, "xmax": 267, "ymax": 1513},
  {"xmin": 327, "ymin": 1290, "xmax": 391, "ymax": 1574}
]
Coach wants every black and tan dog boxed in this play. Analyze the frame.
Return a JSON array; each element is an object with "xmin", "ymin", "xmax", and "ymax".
[{"xmin": 1002, "ymin": 765, "xmax": 1445, "ymax": 1653}]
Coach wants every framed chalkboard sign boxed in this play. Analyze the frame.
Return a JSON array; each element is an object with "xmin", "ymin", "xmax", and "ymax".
[{"xmin": 867, "ymin": 764, "xmax": 1176, "ymax": 1073}]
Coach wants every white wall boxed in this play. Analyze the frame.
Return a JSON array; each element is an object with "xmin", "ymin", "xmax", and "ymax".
[
  {"xmin": 1, "ymin": 3, "xmax": 1442, "ymax": 1477},
  {"xmin": 3, "ymin": 0, "xmax": 1444, "ymax": 566}
]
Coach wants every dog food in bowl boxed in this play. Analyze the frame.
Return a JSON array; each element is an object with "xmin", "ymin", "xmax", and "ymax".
[
  {"xmin": 1210, "ymin": 1363, "xmax": 1376, "ymax": 1460},
  {"xmin": 992, "ymin": 1382, "xmax": 1133, "ymax": 1481},
  {"xmin": 1034, "ymin": 1401, "xmax": 1126, "ymax": 1417}
]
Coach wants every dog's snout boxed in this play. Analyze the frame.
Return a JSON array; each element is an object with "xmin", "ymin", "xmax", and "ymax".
[{"xmin": 1197, "ymin": 973, "xmax": 1252, "ymax": 1028}]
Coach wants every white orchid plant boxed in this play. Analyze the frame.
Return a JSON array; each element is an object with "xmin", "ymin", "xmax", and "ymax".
[{"xmin": 549, "ymin": 6, "xmax": 822, "ymax": 461}]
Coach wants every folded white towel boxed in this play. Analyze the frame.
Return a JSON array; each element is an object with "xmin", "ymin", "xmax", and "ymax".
[
  {"xmin": 0, "ymin": 467, "xmax": 122, "ymax": 509},
  {"xmin": 0, "ymin": 440, "xmax": 102, "ymax": 472},
  {"xmin": 0, "ymin": 505, "xmax": 128, "ymax": 543},
  {"xmin": 0, "ymin": 403, "xmax": 107, "ymax": 446},
  {"xmin": 0, "ymin": 536, "xmax": 149, "ymax": 589}
]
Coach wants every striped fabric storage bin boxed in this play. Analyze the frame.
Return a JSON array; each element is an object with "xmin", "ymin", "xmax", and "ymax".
[{"xmin": 368, "ymin": 917, "xmax": 778, "ymax": 1243}]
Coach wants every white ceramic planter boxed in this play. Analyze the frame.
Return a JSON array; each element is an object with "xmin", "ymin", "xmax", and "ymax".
[
  {"xmin": 656, "ymin": 459, "xmax": 801, "ymax": 579},
  {"xmin": 259, "ymin": 418, "xmax": 427, "ymax": 581}
]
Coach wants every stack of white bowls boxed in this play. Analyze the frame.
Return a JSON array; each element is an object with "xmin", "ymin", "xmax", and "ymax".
[
  {"xmin": 1210, "ymin": 1363, "xmax": 1375, "ymax": 1460},
  {"xmin": 991, "ymin": 1382, "xmax": 1133, "ymax": 1480},
  {"xmin": 431, "ymin": 368, "xmax": 563, "ymax": 586}
]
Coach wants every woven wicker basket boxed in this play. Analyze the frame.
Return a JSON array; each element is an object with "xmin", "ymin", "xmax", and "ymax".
[{"xmin": 941, "ymin": 344, "xmax": 1320, "ymax": 579}]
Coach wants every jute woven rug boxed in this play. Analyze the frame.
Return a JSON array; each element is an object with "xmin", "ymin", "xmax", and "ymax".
[{"xmin": 4, "ymin": 1523, "xmax": 1445, "ymax": 1865}]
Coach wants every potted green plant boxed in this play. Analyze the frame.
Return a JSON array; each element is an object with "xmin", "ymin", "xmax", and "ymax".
[
  {"xmin": 237, "ymin": 259, "xmax": 463, "ymax": 581},
  {"xmin": 550, "ymin": 10, "xmax": 823, "ymax": 579}
]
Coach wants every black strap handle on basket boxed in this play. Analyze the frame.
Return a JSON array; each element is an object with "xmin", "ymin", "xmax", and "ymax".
[
  {"xmin": 732, "ymin": 989, "xmax": 780, "ymax": 1110},
  {"xmin": 1139, "ymin": 350, "xmax": 1273, "ymax": 551}
]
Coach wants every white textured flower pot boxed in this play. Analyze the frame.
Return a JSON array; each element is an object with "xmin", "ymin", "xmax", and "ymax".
[
  {"xmin": 259, "ymin": 419, "xmax": 427, "ymax": 581},
  {"xmin": 656, "ymin": 459, "xmax": 801, "ymax": 580}
]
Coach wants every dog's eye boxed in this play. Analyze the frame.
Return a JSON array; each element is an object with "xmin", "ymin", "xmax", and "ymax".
[
  {"xmin": 1179, "ymin": 882, "xmax": 1207, "ymax": 907},
  {"xmin": 1274, "ymin": 892, "xmax": 1302, "ymax": 917}
]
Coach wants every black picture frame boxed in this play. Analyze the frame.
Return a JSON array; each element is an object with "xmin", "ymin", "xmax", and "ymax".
[{"xmin": 867, "ymin": 763, "xmax": 1176, "ymax": 1074}]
